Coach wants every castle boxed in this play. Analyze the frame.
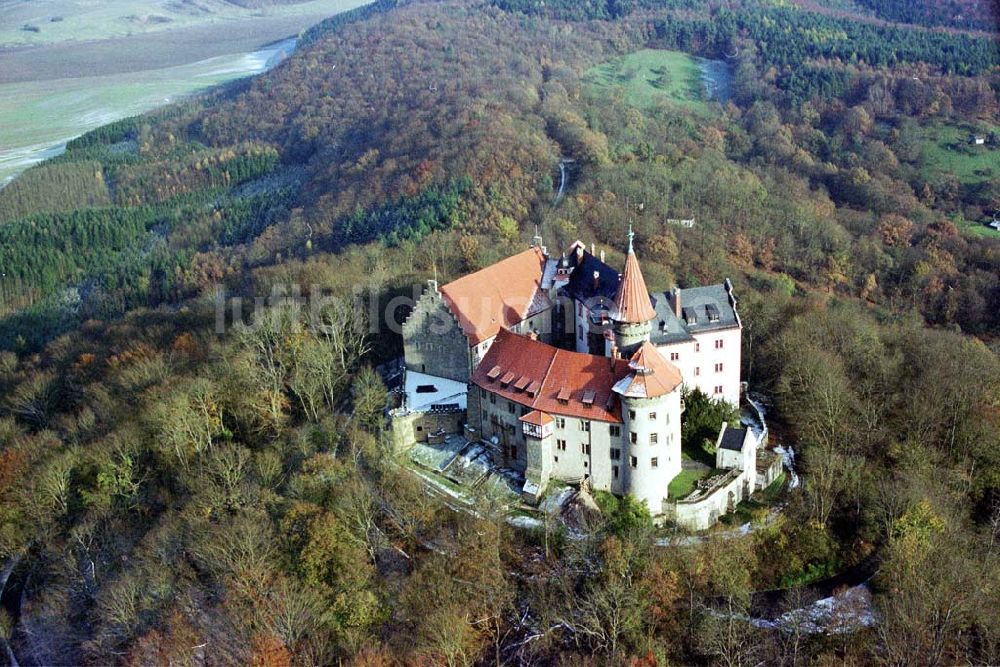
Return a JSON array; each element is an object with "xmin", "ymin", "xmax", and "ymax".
[{"xmin": 398, "ymin": 231, "xmax": 770, "ymax": 520}]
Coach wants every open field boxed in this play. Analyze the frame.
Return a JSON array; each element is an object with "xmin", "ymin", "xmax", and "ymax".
[
  {"xmin": 0, "ymin": 0, "xmax": 370, "ymax": 185},
  {"xmin": 583, "ymin": 48, "xmax": 716, "ymax": 113},
  {"xmin": 0, "ymin": 39, "xmax": 298, "ymax": 184},
  {"xmin": 0, "ymin": 3, "xmax": 369, "ymax": 84},
  {"xmin": 917, "ymin": 120, "xmax": 999, "ymax": 185},
  {"xmin": 954, "ymin": 215, "xmax": 1000, "ymax": 239},
  {"xmin": 0, "ymin": 0, "xmax": 368, "ymax": 46}
]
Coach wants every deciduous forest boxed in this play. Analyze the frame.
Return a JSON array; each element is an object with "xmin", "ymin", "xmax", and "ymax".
[{"xmin": 0, "ymin": 0, "xmax": 998, "ymax": 665}]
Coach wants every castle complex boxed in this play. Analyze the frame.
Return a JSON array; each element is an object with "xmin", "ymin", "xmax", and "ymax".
[{"xmin": 399, "ymin": 231, "xmax": 765, "ymax": 519}]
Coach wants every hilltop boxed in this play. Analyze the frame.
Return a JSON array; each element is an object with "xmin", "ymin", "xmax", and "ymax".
[{"xmin": 0, "ymin": 1, "xmax": 997, "ymax": 665}]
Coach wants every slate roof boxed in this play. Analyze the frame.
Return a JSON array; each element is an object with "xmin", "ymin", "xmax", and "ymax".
[
  {"xmin": 650, "ymin": 281, "xmax": 740, "ymax": 344},
  {"xmin": 471, "ymin": 329, "xmax": 632, "ymax": 423},
  {"xmin": 439, "ymin": 246, "xmax": 550, "ymax": 345},
  {"xmin": 560, "ymin": 242, "xmax": 620, "ymax": 304},
  {"xmin": 719, "ymin": 425, "xmax": 749, "ymax": 451}
]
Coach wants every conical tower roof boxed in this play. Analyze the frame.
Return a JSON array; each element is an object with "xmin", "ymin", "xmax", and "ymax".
[
  {"xmin": 613, "ymin": 227, "xmax": 656, "ymax": 324},
  {"xmin": 612, "ymin": 342, "xmax": 683, "ymax": 398}
]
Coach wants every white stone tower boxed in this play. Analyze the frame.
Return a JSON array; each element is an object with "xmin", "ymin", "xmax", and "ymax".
[{"xmin": 613, "ymin": 343, "xmax": 684, "ymax": 514}]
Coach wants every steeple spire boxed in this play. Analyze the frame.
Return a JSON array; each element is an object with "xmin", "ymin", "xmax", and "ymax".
[{"xmin": 613, "ymin": 231, "xmax": 655, "ymax": 324}]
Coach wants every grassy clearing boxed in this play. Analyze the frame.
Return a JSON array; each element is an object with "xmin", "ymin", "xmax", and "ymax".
[
  {"xmin": 669, "ymin": 467, "xmax": 710, "ymax": 499},
  {"xmin": 583, "ymin": 49, "xmax": 712, "ymax": 113},
  {"xmin": 953, "ymin": 214, "xmax": 1000, "ymax": 239},
  {"xmin": 916, "ymin": 120, "xmax": 999, "ymax": 185}
]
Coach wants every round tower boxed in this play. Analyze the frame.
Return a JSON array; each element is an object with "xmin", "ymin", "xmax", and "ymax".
[
  {"xmin": 611, "ymin": 227, "xmax": 656, "ymax": 358},
  {"xmin": 613, "ymin": 343, "xmax": 684, "ymax": 514}
]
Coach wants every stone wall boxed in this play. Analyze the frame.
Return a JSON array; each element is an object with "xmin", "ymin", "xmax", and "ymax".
[
  {"xmin": 402, "ymin": 284, "xmax": 471, "ymax": 382},
  {"xmin": 664, "ymin": 468, "xmax": 752, "ymax": 531},
  {"xmin": 390, "ymin": 409, "xmax": 466, "ymax": 451}
]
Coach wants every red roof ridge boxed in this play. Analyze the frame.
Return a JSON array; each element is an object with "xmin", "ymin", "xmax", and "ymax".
[
  {"xmin": 472, "ymin": 330, "xmax": 631, "ymax": 422},
  {"xmin": 440, "ymin": 246, "xmax": 548, "ymax": 345},
  {"xmin": 520, "ymin": 409, "xmax": 553, "ymax": 426},
  {"xmin": 614, "ymin": 342, "xmax": 682, "ymax": 398}
]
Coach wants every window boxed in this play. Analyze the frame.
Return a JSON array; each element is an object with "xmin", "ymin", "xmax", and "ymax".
[
  {"xmin": 715, "ymin": 363, "xmax": 723, "ymax": 373},
  {"xmin": 521, "ymin": 406, "xmax": 529, "ymax": 416},
  {"xmin": 694, "ymin": 366, "xmax": 700, "ymax": 377},
  {"xmin": 651, "ymin": 457, "xmax": 658, "ymax": 469},
  {"xmin": 650, "ymin": 433, "xmax": 658, "ymax": 445},
  {"xmin": 609, "ymin": 424, "xmax": 621, "ymax": 437},
  {"xmin": 579, "ymin": 420, "xmax": 590, "ymax": 432},
  {"xmin": 630, "ymin": 432, "xmax": 638, "ymax": 444},
  {"xmin": 714, "ymin": 385, "xmax": 723, "ymax": 395},
  {"xmin": 557, "ymin": 439, "xmax": 567, "ymax": 451},
  {"xmin": 509, "ymin": 445, "xmax": 517, "ymax": 458},
  {"xmin": 695, "ymin": 342, "xmax": 700, "ymax": 352},
  {"xmin": 555, "ymin": 417, "xmax": 566, "ymax": 429},
  {"xmin": 584, "ymin": 461, "xmax": 588, "ymax": 468},
  {"xmin": 489, "ymin": 393, "xmax": 496, "ymax": 404},
  {"xmin": 648, "ymin": 411, "xmax": 657, "ymax": 421},
  {"xmin": 578, "ymin": 328, "xmax": 583, "ymax": 340},
  {"xmin": 611, "ymin": 448, "xmax": 621, "ymax": 460},
  {"xmin": 581, "ymin": 443, "xmax": 591, "ymax": 455},
  {"xmin": 416, "ymin": 426, "xmax": 423, "ymax": 432},
  {"xmin": 715, "ymin": 339, "xmax": 724, "ymax": 349},
  {"xmin": 554, "ymin": 455, "xmax": 559, "ymax": 463},
  {"xmin": 613, "ymin": 465, "xmax": 619, "ymax": 479},
  {"xmin": 630, "ymin": 456, "xmax": 637, "ymax": 468},
  {"xmin": 629, "ymin": 410, "xmax": 636, "ymax": 420},
  {"xmin": 482, "ymin": 410, "xmax": 487, "ymax": 423},
  {"xmin": 669, "ymin": 352, "xmax": 679, "ymax": 361},
  {"xmin": 507, "ymin": 402, "xmax": 515, "ymax": 414}
]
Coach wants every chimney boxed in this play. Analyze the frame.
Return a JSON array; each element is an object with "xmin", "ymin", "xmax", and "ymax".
[
  {"xmin": 610, "ymin": 340, "xmax": 619, "ymax": 360},
  {"xmin": 528, "ymin": 330, "xmax": 539, "ymax": 341},
  {"xmin": 672, "ymin": 286, "xmax": 681, "ymax": 318},
  {"xmin": 592, "ymin": 270, "xmax": 600, "ymax": 290},
  {"xmin": 591, "ymin": 243, "xmax": 595, "ymax": 255},
  {"xmin": 600, "ymin": 249, "xmax": 605, "ymax": 264},
  {"xmin": 575, "ymin": 244, "xmax": 584, "ymax": 264}
]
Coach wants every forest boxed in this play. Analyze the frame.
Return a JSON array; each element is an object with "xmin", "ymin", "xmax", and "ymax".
[{"xmin": 0, "ymin": 0, "xmax": 998, "ymax": 664}]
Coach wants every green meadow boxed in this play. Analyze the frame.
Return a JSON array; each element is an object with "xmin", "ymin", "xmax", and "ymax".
[
  {"xmin": 917, "ymin": 120, "xmax": 998, "ymax": 185},
  {"xmin": 583, "ymin": 48, "xmax": 713, "ymax": 113}
]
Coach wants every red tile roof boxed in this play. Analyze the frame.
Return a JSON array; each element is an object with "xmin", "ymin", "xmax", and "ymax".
[
  {"xmin": 440, "ymin": 246, "xmax": 550, "ymax": 345},
  {"xmin": 612, "ymin": 342, "xmax": 683, "ymax": 398},
  {"xmin": 471, "ymin": 329, "xmax": 633, "ymax": 422},
  {"xmin": 520, "ymin": 409, "xmax": 554, "ymax": 427},
  {"xmin": 613, "ymin": 249, "xmax": 656, "ymax": 324}
]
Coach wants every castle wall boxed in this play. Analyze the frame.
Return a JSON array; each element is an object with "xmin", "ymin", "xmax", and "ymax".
[
  {"xmin": 476, "ymin": 391, "xmax": 620, "ymax": 495},
  {"xmin": 664, "ymin": 468, "xmax": 751, "ymax": 531},
  {"xmin": 402, "ymin": 286, "xmax": 471, "ymax": 382},
  {"xmin": 390, "ymin": 409, "xmax": 465, "ymax": 450}
]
